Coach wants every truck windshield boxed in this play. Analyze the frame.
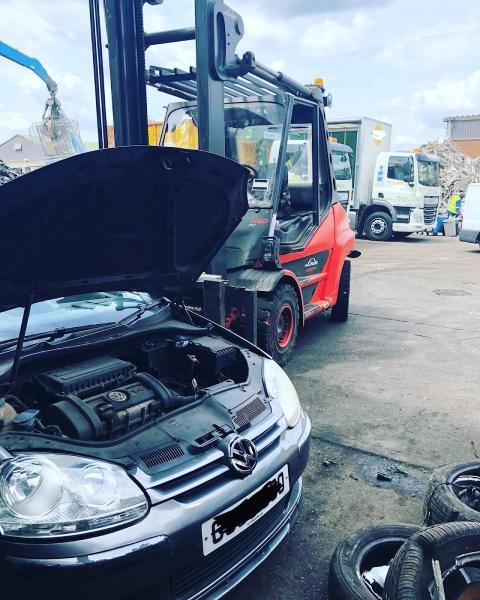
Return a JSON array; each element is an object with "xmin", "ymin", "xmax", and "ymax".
[
  {"xmin": 332, "ymin": 150, "xmax": 352, "ymax": 180},
  {"xmin": 162, "ymin": 101, "xmax": 285, "ymax": 208},
  {"xmin": 417, "ymin": 158, "xmax": 440, "ymax": 187}
]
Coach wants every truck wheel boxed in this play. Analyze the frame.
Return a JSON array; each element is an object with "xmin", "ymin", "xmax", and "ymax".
[
  {"xmin": 364, "ymin": 211, "xmax": 393, "ymax": 241},
  {"xmin": 331, "ymin": 260, "xmax": 351, "ymax": 322},
  {"xmin": 258, "ymin": 283, "xmax": 299, "ymax": 366}
]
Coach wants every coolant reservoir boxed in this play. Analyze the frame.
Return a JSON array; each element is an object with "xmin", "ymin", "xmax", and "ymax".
[{"xmin": 0, "ymin": 398, "xmax": 16, "ymax": 426}]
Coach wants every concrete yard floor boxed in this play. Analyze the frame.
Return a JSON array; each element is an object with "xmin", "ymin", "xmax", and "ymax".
[{"xmin": 228, "ymin": 235, "xmax": 480, "ymax": 599}]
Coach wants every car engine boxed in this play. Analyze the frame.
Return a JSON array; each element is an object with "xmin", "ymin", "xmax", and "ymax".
[{"xmin": 0, "ymin": 335, "xmax": 249, "ymax": 442}]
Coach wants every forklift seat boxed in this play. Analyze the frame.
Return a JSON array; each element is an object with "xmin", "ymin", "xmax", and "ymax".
[{"xmin": 275, "ymin": 213, "xmax": 313, "ymax": 245}]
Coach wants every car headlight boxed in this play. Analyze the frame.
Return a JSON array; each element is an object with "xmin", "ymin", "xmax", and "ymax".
[
  {"xmin": 263, "ymin": 359, "xmax": 301, "ymax": 427},
  {"xmin": 0, "ymin": 454, "xmax": 148, "ymax": 538}
]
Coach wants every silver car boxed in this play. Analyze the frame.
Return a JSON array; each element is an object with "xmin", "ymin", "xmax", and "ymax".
[{"xmin": 0, "ymin": 146, "xmax": 311, "ymax": 600}]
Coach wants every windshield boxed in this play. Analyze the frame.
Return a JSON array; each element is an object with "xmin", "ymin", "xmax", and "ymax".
[
  {"xmin": 417, "ymin": 158, "xmax": 440, "ymax": 187},
  {"xmin": 0, "ymin": 291, "xmax": 161, "ymax": 342},
  {"xmin": 332, "ymin": 150, "xmax": 352, "ymax": 181},
  {"xmin": 162, "ymin": 101, "xmax": 285, "ymax": 208}
]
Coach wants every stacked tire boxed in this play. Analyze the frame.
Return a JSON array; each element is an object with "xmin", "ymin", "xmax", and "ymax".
[
  {"xmin": 329, "ymin": 524, "xmax": 419, "ymax": 599},
  {"xmin": 328, "ymin": 461, "xmax": 480, "ymax": 599}
]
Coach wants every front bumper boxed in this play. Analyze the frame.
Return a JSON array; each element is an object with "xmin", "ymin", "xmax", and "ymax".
[
  {"xmin": 0, "ymin": 413, "xmax": 311, "ymax": 600},
  {"xmin": 393, "ymin": 208, "xmax": 425, "ymax": 232},
  {"xmin": 392, "ymin": 222, "xmax": 424, "ymax": 233}
]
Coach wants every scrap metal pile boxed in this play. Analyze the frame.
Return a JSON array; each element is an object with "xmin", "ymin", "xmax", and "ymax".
[
  {"xmin": 0, "ymin": 160, "xmax": 21, "ymax": 186},
  {"xmin": 422, "ymin": 139, "xmax": 480, "ymax": 206}
]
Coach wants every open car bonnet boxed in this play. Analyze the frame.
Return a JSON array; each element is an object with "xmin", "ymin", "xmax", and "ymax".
[{"xmin": 0, "ymin": 146, "xmax": 248, "ymax": 310}]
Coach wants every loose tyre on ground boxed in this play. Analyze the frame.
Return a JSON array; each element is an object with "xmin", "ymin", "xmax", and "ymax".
[
  {"xmin": 384, "ymin": 521, "xmax": 480, "ymax": 600},
  {"xmin": 257, "ymin": 283, "xmax": 299, "ymax": 366},
  {"xmin": 328, "ymin": 523, "xmax": 419, "ymax": 600},
  {"xmin": 364, "ymin": 211, "xmax": 393, "ymax": 241},
  {"xmin": 424, "ymin": 462, "xmax": 480, "ymax": 526},
  {"xmin": 331, "ymin": 260, "xmax": 351, "ymax": 322}
]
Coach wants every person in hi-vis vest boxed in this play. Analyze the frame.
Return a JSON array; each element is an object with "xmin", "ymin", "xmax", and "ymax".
[{"xmin": 447, "ymin": 191, "xmax": 463, "ymax": 217}]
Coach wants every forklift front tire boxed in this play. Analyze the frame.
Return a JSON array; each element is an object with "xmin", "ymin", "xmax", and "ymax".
[
  {"xmin": 257, "ymin": 283, "xmax": 299, "ymax": 366},
  {"xmin": 331, "ymin": 260, "xmax": 351, "ymax": 322}
]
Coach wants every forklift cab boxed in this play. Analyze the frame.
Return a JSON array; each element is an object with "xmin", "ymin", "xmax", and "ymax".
[{"xmin": 161, "ymin": 94, "xmax": 332, "ymax": 270}]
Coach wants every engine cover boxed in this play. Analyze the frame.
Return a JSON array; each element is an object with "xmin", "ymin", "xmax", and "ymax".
[{"xmin": 46, "ymin": 379, "xmax": 163, "ymax": 441}]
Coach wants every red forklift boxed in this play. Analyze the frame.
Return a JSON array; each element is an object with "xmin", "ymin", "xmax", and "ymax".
[{"xmin": 99, "ymin": 0, "xmax": 358, "ymax": 365}]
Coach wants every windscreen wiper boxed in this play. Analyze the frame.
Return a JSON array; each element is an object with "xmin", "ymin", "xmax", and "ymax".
[
  {"xmin": 0, "ymin": 322, "xmax": 117, "ymax": 353},
  {"xmin": 117, "ymin": 299, "xmax": 168, "ymax": 327}
]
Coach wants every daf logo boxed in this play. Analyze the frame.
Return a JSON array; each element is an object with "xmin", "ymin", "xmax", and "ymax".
[
  {"xmin": 226, "ymin": 436, "xmax": 258, "ymax": 475},
  {"xmin": 305, "ymin": 257, "xmax": 318, "ymax": 268}
]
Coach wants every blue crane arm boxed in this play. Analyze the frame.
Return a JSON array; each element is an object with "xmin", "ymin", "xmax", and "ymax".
[{"xmin": 0, "ymin": 39, "xmax": 57, "ymax": 94}]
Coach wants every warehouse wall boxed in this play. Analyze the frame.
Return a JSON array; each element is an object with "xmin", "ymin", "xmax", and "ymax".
[{"xmin": 452, "ymin": 139, "xmax": 480, "ymax": 159}]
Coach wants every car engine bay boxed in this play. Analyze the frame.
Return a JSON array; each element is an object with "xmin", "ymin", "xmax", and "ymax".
[{"xmin": 0, "ymin": 332, "xmax": 255, "ymax": 445}]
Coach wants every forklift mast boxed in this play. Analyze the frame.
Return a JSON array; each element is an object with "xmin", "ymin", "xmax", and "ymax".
[{"xmin": 102, "ymin": 0, "xmax": 329, "ymax": 151}]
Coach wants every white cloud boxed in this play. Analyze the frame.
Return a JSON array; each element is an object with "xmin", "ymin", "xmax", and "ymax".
[
  {"xmin": 387, "ymin": 97, "xmax": 404, "ymax": 108},
  {"xmin": 0, "ymin": 111, "xmax": 30, "ymax": 133},
  {"xmin": 239, "ymin": 11, "xmax": 294, "ymax": 48},
  {"xmin": 374, "ymin": 23, "xmax": 480, "ymax": 68},
  {"xmin": 234, "ymin": 0, "xmax": 389, "ymax": 17},
  {"xmin": 300, "ymin": 14, "xmax": 372, "ymax": 57},
  {"xmin": 412, "ymin": 70, "xmax": 480, "ymax": 115}
]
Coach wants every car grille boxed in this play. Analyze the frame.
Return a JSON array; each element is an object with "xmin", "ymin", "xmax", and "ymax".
[
  {"xmin": 233, "ymin": 396, "xmax": 268, "ymax": 430},
  {"xmin": 139, "ymin": 443, "xmax": 185, "ymax": 469},
  {"xmin": 147, "ymin": 414, "xmax": 284, "ymax": 504},
  {"xmin": 424, "ymin": 197, "xmax": 439, "ymax": 225},
  {"xmin": 171, "ymin": 495, "xmax": 290, "ymax": 600}
]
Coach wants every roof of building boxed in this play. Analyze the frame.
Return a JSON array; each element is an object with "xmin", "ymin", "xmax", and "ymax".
[
  {"xmin": 444, "ymin": 115, "xmax": 480, "ymax": 122},
  {"xmin": 0, "ymin": 134, "xmax": 45, "ymax": 162}
]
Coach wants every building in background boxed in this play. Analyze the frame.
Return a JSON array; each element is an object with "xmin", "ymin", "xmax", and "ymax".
[
  {"xmin": 444, "ymin": 115, "xmax": 480, "ymax": 158},
  {"xmin": 0, "ymin": 134, "xmax": 45, "ymax": 172}
]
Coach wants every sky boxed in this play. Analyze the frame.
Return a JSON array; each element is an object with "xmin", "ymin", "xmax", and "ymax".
[{"xmin": 0, "ymin": 0, "xmax": 479, "ymax": 149}]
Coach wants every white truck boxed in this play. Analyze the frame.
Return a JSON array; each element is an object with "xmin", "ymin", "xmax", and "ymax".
[{"xmin": 328, "ymin": 117, "xmax": 441, "ymax": 241}]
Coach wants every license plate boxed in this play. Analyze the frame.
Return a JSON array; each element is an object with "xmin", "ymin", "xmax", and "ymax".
[{"xmin": 201, "ymin": 465, "xmax": 289, "ymax": 556}]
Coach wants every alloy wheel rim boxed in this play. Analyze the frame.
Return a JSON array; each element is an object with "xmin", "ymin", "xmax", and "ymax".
[{"xmin": 276, "ymin": 304, "xmax": 294, "ymax": 348}]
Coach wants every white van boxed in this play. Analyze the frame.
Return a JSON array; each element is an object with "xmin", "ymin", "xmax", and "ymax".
[{"xmin": 459, "ymin": 183, "xmax": 480, "ymax": 246}]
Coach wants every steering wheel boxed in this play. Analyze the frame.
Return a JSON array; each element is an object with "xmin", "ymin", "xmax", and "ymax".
[{"xmin": 241, "ymin": 164, "xmax": 258, "ymax": 179}]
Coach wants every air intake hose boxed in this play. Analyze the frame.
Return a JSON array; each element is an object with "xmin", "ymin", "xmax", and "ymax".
[{"xmin": 135, "ymin": 372, "xmax": 198, "ymax": 410}]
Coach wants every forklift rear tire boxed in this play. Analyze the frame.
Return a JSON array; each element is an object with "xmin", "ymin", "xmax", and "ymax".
[
  {"xmin": 331, "ymin": 260, "xmax": 351, "ymax": 322},
  {"xmin": 257, "ymin": 283, "xmax": 299, "ymax": 366},
  {"xmin": 364, "ymin": 211, "xmax": 393, "ymax": 241}
]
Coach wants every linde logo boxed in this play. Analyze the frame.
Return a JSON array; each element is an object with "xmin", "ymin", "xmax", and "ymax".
[{"xmin": 305, "ymin": 257, "xmax": 318, "ymax": 268}]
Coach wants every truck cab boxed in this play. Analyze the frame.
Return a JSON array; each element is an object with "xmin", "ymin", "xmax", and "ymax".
[
  {"xmin": 328, "ymin": 117, "xmax": 441, "ymax": 241},
  {"xmin": 370, "ymin": 151, "xmax": 441, "ymax": 239}
]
